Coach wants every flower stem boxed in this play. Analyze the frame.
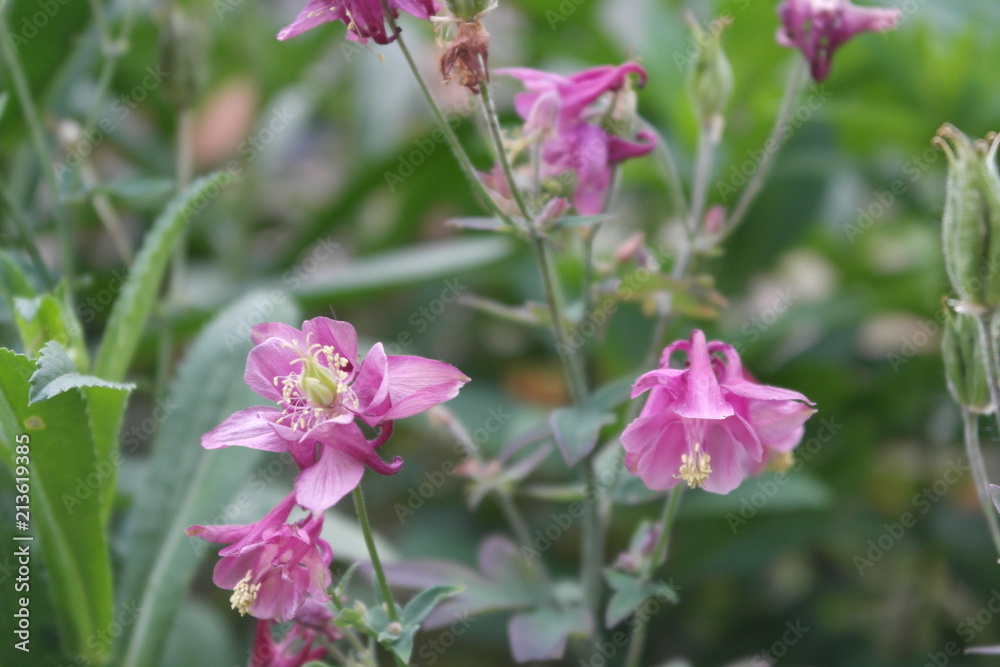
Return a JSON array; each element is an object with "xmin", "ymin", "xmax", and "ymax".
[
  {"xmin": 0, "ymin": 6, "xmax": 76, "ymax": 296},
  {"xmin": 478, "ymin": 70, "xmax": 532, "ymax": 219},
  {"xmin": 383, "ymin": 7, "xmax": 511, "ymax": 226},
  {"xmin": 624, "ymin": 486, "xmax": 684, "ymax": 667},
  {"xmin": 722, "ymin": 59, "xmax": 808, "ymax": 239},
  {"xmin": 975, "ymin": 314, "xmax": 1000, "ymax": 443},
  {"xmin": 962, "ymin": 407, "xmax": 1000, "ymax": 558}
]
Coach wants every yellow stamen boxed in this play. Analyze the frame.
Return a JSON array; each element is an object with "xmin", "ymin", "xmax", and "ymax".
[
  {"xmin": 676, "ymin": 443, "xmax": 712, "ymax": 489},
  {"xmin": 230, "ymin": 570, "xmax": 261, "ymax": 616}
]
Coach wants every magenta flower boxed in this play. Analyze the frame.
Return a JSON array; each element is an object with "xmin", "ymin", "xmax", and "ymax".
[
  {"xmin": 249, "ymin": 600, "xmax": 338, "ymax": 667},
  {"xmin": 621, "ymin": 330, "xmax": 815, "ymax": 494},
  {"xmin": 497, "ymin": 63, "xmax": 656, "ymax": 215},
  {"xmin": 277, "ymin": 0, "xmax": 440, "ymax": 44},
  {"xmin": 777, "ymin": 0, "xmax": 902, "ymax": 81},
  {"xmin": 186, "ymin": 495, "xmax": 333, "ymax": 622},
  {"xmin": 203, "ymin": 317, "xmax": 469, "ymax": 512}
]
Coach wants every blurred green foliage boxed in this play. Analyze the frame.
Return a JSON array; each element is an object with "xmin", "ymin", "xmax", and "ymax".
[{"xmin": 4, "ymin": 0, "xmax": 1000, "ymax": 665}]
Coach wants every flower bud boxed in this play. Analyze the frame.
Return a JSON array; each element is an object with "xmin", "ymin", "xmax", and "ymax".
[
  {"xmin": 444, "ymin": 0, "xmax": 497, "ymax": 21},
  {"xmin": 935, "ymin": 124, "xmax": 1000, "ymax": 311},
  {"xmin": 942, "ymin": 306, "xmax": 992, "ymax": 413},
  {"xmin": 686, "ymin": 12, "xmax": 733, "ymax": 128}
]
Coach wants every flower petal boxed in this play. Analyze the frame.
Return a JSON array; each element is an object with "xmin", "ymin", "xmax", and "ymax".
[
  {"xmin": 294, "ymin": 446, "xmax": 366, "ymax": 514},
  {"xmin": 202, "ymin": 406, "xmax": 286, "ymax": 452},
  {"xmin": 302, "ymin": 317, "xmax": 359, "ymax": 371},
  {"xmin": 245, "ymin": 338, "xmax": 302, "ymax": 402},
  {"xmin": 373, "ymin": 352, "xmax": 471, "ymax": 422},
  {"xmin": 673, "ymin": 330, "xmax": 733, "ymax": 420},
  {"xmin": 277, "ymin": 0, "xmax": 345, "ymax": 41}
]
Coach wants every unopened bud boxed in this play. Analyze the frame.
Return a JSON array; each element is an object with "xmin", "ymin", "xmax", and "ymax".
[
  {"xmin": 942, "ymin": 306, "xmax": 992, "ymax": 413},
  {"xmin": 934, "ymin": 124, "xmax": 1000, "ymax": 311},
  {"xmin": 444, "ymin": 0, "xmax": 497, "ymax": 21},
  {"xmin": 686, "ymin": 12, "xmax": 733, "ymax": 128}
]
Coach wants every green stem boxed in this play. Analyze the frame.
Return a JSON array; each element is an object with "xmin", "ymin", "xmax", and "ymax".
[
  {"xmin": 975, "ymin": 314, "xmax": 1000, "ymax": 440},
  {"xmin": 0, "ymin": 7, "xmax": 76, "ymax": 295},
  {"xmin": 353, "ymin": 484, "xmax": 399, "ymax": 621},
  {"xmin": 383, "ymin": 8, "xmax": 511, "ymax": 226},
  {"xmin": 478, "ymin": 71, "xmax": 531, "ymax": 219},
  {"xmin": 722, "ymin": 59, "xmax": 808, "ymax": 239},
  {"xmin": 962, "ymin": 407, "xmax": 1000, "ymax": 558},
  {"xmin": 84, "ymin": 0, "xmax": 143, "ymax": 130},
  {"xmin": 624, "ymin": 486, "xmax": 684, "ymax": 667}
]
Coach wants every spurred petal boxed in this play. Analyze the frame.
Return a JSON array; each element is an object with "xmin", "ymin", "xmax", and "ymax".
[
  {"xmin": 277, "ymin": 0, "xmax": 346, "ymax": 41},
  {"xmin": 673, "ymin": 330, "xmax": 733, "ymax": 420},
  {"xmin": 294, "ymin": 446, "xmax": 365, "ymax": 514},
  {"xmin": 202, "ymin": 406, "xmax": 286, "ymax": 452}
]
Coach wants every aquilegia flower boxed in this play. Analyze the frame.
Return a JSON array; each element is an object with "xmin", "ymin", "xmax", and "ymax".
[
  {"xmin": 249, "ymin": 600, "xmax": 339, "ymax": 667},
  {"xmin": 277, "ymin": 0, "xmax": 440, "ymax": 44},
  {"xmin": 202, "ymin": 316, "xmax": 469, "ymax": 513},
  {"xmin": 497, "ymin": 63, "xmax": 656, "ymax": 215},
  {"xmin": 621, "ymin": 330, "xmax": 815, "ymax": 494},
  {"xmin": 186, "ymin": 495, "xmax": 333, "ymax": 622},
  {"xmin": 777, "ymin": 0, "xmax": 901, "ymax": 81}
]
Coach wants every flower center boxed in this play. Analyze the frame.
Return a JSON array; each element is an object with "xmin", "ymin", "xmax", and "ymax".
[
  {"xmin": 676, "ymin": 443, "xmax": 712, "ymax": 489},
  {"xmin": 275, "ymin": 338, "xmax": 359, "ymax": 431},
  {"xmin": 230, "ymin": 570, "xmax": 261, "ymax": 616}
]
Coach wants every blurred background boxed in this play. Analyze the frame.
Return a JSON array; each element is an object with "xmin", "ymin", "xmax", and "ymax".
[{"xmin": 4, "ymin": 0, "xmax": 1000, "ymax": 665}]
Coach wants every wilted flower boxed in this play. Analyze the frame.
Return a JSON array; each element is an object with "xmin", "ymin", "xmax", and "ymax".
[
  {"xmin": 777, "ymin": 0, "xmax": 901, "ymax": 81},
  {"xmin": 439, "ymin": 20, "xmax": 491, "ymax": 93},
  {"xmin": 621, "ymin": 330, "xmax": 815, "ymax": 494},
  {"xmin": 186, "ymin": 495, "xmax": 333, "ymax": 622},
  {"xmin": 202, "ymin": 317, "xmax": 469, "ymax": 512},
  {"xmin": 497, "ymin": 63, "xmax": 656, "ymax": 215},
  {"xmin": 277, "ymin": 0, "xmax": 440, "ymax": 44}
]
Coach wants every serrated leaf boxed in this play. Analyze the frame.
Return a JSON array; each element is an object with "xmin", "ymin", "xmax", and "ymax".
[
  {"xmin": 112, "ymin": 291, "xmax": 300, "ymax": 667},
  {"xmin": 0, "ymin": 348, "xmax": 113, "ymax": 663},
  {"xmin": 94, "ymin": 172, "xmax": 230, "ymax": 383},
  {"xmin": 402, "ymin": 585, "xmax": 464, "ymax": 626},
  {"xmin": 29, "ymin": 341, "xmax": 133, "ymax": 404},
  {"xmin": 507, "ymin": 605, "xmax": 591, "ymax": 663},
  {"xmin": 12, "ymin": 291, "xmax": 88, "ymax": 366},
  {"xmin": 29, "ymin": 340, "xmax": 133, "ymax": 524},
  {"xmin": 550, "ymin": 406, "xmax": 616, "ymax": 467}
]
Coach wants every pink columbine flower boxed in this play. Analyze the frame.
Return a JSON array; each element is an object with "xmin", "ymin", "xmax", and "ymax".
[
  {"xmin": 777, "ymin": 0, "xmax": 902, "ymax": 81},
  {"xmin": 621, "ymin": 330, "xmax": 816, "ymax": 494},
  {"xmin": 186, "ymin": 495, "xmax": 333, "ymax": 622},
  {"xmin": 203, "ymin": 317, "xmax": 469, "ymax": 512},
  {"xmin": 277, "ymin": 0, "xmax": 440, "ymax": 44},
  {"xmin": 249, "ymin": 600, "xmax": 339, "ymax": 667},
  {"xmin": 497, "ymin": 63, "xmax": 656, "ymax": 215}
]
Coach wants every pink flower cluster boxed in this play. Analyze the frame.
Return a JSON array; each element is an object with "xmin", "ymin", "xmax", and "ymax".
[
  {"xmin": 277, "ymin": 0, "xmax": 440, "ymax": 44},
  {"xmin": 498, "ymin": 63, "xmax": 657, "ymax": 215},
  {"xmin": 622, "ymin": 330, "xmax": 816, "ymax": 494},
  {"xmin": 187, "ymin": 317, "xmax": 468, "ymax": 624}
]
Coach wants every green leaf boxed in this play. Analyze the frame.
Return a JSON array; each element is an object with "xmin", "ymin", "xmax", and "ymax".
[
  {"xmin": 97, "ymin": 176, "xmax": 176, "ymax": 213},
  {"xmin": 546, "ymin": 214, "xmax": 613, "ymax": 230},
  {"xmin": 29, "ymin": 341, "xmax": 133, "ymax": 523},
  {"xmin": 29, "ymin": 341, "xmax": 132, "ymax": 404},
  {"xmin": 294, "ymin": 237, "xmax": 514, "ymax": 302},
  {"xmin": 446, "ymin": 216, "xmax": 512, "ymax": 232},
  {"xmin": 0, "ymin": 348, "xmax": 114, "ymax": 663},
  {"xmin": 94, "ymin": 172, "xmax": 230, "ymax": 383},
  {"xmin": 402, "ymin": 585, "xmax": 464, "ymax": 627},
  {"xmin": 112, "ymin": 291, "xmax": 300, "ymax": 667},
  {"xmin": 508, "ymin": 605, "xmax": 591, "ymax": 662},
  {"xmin": 550, "ymin": 406, "xmax": 616, "ymax": 467},
  {"xmin": 586, "ymin": 373, "xmax": 637, "ymax": 412},
  {"xmin": 603, "ymin": 571, "xmax": 678, "ymax": 628},
  {"xmin": 11, "ymin": 291, "xmax": 88, "ymax": 367}
]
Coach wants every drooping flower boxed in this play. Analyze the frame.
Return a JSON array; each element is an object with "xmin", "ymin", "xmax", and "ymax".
[
  {"xmin": 248, "ymin": 600, "xmax": 339, "ymax": 667},
  {"xmin": 277, "ymin": 0, "xmax": 440, "ymax": 44},
  {"xmin": 186, "ymin": 495, "xmax": 333, "ymax": 622},
  {"xmin": 621, "ymin": 330, "xmax": 815, "ymax": 494},
  {"xmin": 777, "ymin": 0, "xmax": 902, "ymax": 81},
  {"xmin": 203, "ymin": 317, "xmax": 469, "ymax": 512},
  {"xmin": 497, "ymin": 63, "xmax": 656, "ymax": 215}
]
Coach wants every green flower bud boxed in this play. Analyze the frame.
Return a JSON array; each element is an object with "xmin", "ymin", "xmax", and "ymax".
[
  {"xmin": 942, "ymin": 306, "xmax": 992, "ymax": 413},
  {"xmin": 686, "ymin": 12, "xmax": 733, "ymax": 128},
  {"xmin": 444, "ymin": 0, "xmax": 497, "ymax": 21},
  {"xmin": 935, "ymin": 124, "xmax": 1000, "ymax": 312}
]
